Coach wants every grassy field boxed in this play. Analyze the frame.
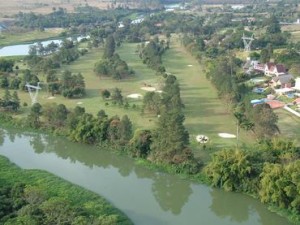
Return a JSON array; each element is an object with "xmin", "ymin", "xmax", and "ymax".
[
  {"xmin": 281, "ymin": 24, "xmax": 300, "ymax": 42},
  {"xmin": 0, "ymin": 29, "xmax": 64, "ymax": 46},
  {"xmin": 276, "ymin": 108, "xmax": 300, "ymax": 145},
  {"xmin": 0, "ymin": 0, "xmax": 111, "ymax": 16},
  {"xmin": 163, "ymin": 36, "xmax": 252, "ymax": 155},
  {"xmin": 60, "ymin": 44, "xmax": 159, "ymax": 130},
  {"xmin": 1, "ymin": 37, "xmax": 299, "ymax": 153}
]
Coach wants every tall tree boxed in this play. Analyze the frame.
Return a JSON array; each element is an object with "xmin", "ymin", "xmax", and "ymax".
[
  {"xmin": 119, "ymin": 115, "xmax": 133, "ymax": 142},
  {"xmin": 103, "ymin": 35, "xmax": 115, "ymax": 59},
  {"xmin": 27, "ymin": 103, "xmax": 43, "ymax": 128},
  {"xmin": 150, "ymin": 75, "xmax": 190, "ymax": 164}
]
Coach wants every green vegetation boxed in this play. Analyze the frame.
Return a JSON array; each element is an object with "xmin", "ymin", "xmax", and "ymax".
[
  {"xmin": 139, "ymin": 37, "xmax": 168, "ymax": 73},
  {"xmin": 205, "ymin": 140, "xmax": 300, "ymax": 224},
  {"xmin": 94, "ymin": 35, "xmax": 134, "ymax": 80},
  {"xmin": 1, "ymin": 3, "xmax": 300, "ymax": 224},
  {"xmin": 0, "ymin": 29, "xmax": 63, "ymax": 47},
  {"xmin": 0, "ymin": 156, "xmax": 132, "ymax": 225}
]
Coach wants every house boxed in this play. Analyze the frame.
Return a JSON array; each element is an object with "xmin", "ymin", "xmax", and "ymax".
[
  {"xmin": 264, "ymin": 63, "xmax": 286, "ymax": 77},
  {"xmin": 264, "ymin": 62, "xmax": 275, "ymax": 76},
  {"xmin": 293, "ymin": 77, "xmax": 300, "ymax": 91},
  {"xmin": 254, "ymin": 63, "xmax": 265, "ymax": 73},
  {"xmin": 270, "ymin": 74, "xmax": 294, "ymax": 88}
]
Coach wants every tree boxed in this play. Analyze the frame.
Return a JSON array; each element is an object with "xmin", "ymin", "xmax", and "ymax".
[
  {"xmin": 111, "ymin": 88, "xmax": 123, "ymax": 105},
  {"xmin": 205, "ymin": 149, "xmax": 254, "ymax": 191},
  {"xmin": 260, "ymin": 48, "xmax": 270, "ymax": 63},
  {"xmin": 130, "ymin": 130, "xmax": 152, "ymax": 158},
  {"xmin": 259, "ymin": 160, "xmax": 300, "ymax": 212},
  {"xmin": 54, "ymin": 104, "xmax": 68, "ymax": 126},
  {"xmin": 103, "ymin": 35, "xmax": 115, "ymax": 59},
  {"xmin": 119, "ymin": 115, "xmax": 133, "ymax": 142},
  {"xmin": 0, "ymin": 76, "xmax": 9, "ymax": 89},
  {"xmin": 249, "ymin": 104, "xmax": 279, "ymax": 139},
  {"xmin": 148, "ymin": 74, "xmax": 195, "ymax": 166},
  {"xmin": 27, "ymin": 103, "xmax": 42, "ymax": 128},
  {"xmin": 0, "ymin": 58, "xmax": 14, "ymax": 72},
  {"xmin": 101, "ymin": 89, "xmax": 110, "ymax": 99},
  {"xmin": 266, "ymin": 15, "xmax": 281, "ymax": 34},
  {"xmin": 142, "ymin": 92, "xmax": 161, "ymax": 114},
  {"xmin": 11, "ymin": 91, "xmax": 20, "ymax": 111},
  {"xmin": 40, "ymin": 197, "xmax": 74, "ymax": 225}
]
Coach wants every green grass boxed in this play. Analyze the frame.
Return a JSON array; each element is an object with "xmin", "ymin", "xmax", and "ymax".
[
  {"xmin": 0, "ymin": 38, "xmax": 251, "ymax": 152},
  {"xmin": 276, "ymin": 108, "xmax": 300, "ymax": 145},
  {"xmin": 162, "ymin": 36, "xmax": 251, "ymax": 156},
  {"xmin": 2, "ymin": 36, "xmax": 298, "ymax": 154},
  {"xmin": 60, "ymin": 44, "xmax": 160, "ymax": 130},
  {"xmin": 0, "ymin": 29, "xmax": 63, "ymax": 46}
]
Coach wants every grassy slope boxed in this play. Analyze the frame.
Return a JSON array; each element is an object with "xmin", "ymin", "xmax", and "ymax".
[
  {"xmin": 0, "ymin": 29, "xmax": 63, "ymax": 46},
  {"xmin": 0, "ymin": 156, "xmax": 132, "ymax": 224}
]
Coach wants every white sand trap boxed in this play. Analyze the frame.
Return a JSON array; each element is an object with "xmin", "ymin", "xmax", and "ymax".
[
  {"xmin": 218, "ymin": 133, "xmax": 236, "ymax": 138},
  {"xmin": 127, "ymin": 93, "xmax": 143, "ymax": 99},
  {"xmin": 47, "ymin": 96, "xmax": 56, "ymax": 100},
  {"xmin": 187, "ymin": 64, "xmax": 193, "ymax": 67},
  {"xmin": 76, "ymin": 102, "xmax": 83, "ymax": 105},
  {"xmin": 155, "ymin": 90, "xmax": 163, "ymax": 93},
  {"xmin": 196, "ymin": 135, "xmax": 209, "ymax": 143},
  {"xmin": 141, "ymin": 87, "xmax": 156, "ymax": 91}
]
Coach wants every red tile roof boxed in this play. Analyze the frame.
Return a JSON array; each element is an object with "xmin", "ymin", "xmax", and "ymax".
[
  {"xmin": 266, "ymin": 100, "xmax": 285, "ymax": 109},
  {"xmin": 266, "ymin": 62, "xmax": 275, "ymax": 70},
  {"xmin": 275, "ymin": 64, "xmax": 286, "ymax": 73}
]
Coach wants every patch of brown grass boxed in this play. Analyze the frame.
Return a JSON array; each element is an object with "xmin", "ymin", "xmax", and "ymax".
[{"xmin": 0, "ymin": 0, "xmax": 113, "ymax": 16}]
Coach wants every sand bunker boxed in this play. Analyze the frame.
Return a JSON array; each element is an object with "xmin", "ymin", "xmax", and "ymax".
[
  {"xmin": 196, "ymin": 135, "xmax": 209, "ymax": 143},
  {"xmin": 218, "ymin": 133, "xmax": 236, "ymax": 138},
  {"xmin": 47, "ymin": 96, "xmax": 55, "ymax": 99},
  {"xmin": 187, "ymin": 65, "xmax": 193, "ymax": 67},
  {"xmin": 127, "ymin": 93, "xmax": 143, "ymax": 99},
  {"xmin": 76, "ymin": 102, "xmax": 83, "ymax": 105},
  {"xmin": 141, "ymin": 87, "xmax": 156, "ymax": 91}
]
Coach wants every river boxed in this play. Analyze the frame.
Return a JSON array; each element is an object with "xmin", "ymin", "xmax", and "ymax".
[{"xmin": 0, "ymin": 127, "xmax": 293, "ymax": 225}]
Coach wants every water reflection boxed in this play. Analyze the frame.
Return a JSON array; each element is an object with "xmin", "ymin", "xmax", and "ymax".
[
  {"xmin": 0, "ymin": 128, "xmax": 294, "ymax": 225},
  {"xmin": 152, "ymin": 175, "xmax": 192, "ymax": 215},
  {"xmin": 210, "ymin": 188, "xmax": 250, "ymax": 223},
  {"xmin": 2, "ymin": 129, "xmax": 191, "ymax": 215}
]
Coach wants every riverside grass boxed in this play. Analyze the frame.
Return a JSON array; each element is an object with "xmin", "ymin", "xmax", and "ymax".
[{"xmin": 0, "ymin": 155, "xmax": 133, "ymax": 225}]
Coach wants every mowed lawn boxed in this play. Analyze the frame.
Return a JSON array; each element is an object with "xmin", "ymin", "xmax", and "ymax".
[
  {"xmin": 9, "ymin": 38, "xmax": 300, "ymax": 151},
  {"xmin": 60, "ymin": 44, "xmax": 160, "ymax": 130},
  {"xmin": 162, "ymin": 36, "xmax": 251, "ymax": 151},
  {"xmin": 276, "ymin": 109, "xmax": 300, "ymax": 145}
]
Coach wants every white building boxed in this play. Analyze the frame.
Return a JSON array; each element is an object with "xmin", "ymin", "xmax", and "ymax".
[{"xmin": 294, "ymin": 77, "xmax": 300, "ymax": 91}]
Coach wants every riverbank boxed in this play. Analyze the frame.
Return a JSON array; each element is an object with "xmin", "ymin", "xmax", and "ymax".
[
  {"xmin": 0, "ymin": 125, "xmax": 297, "ymax": 225},
  {"xmin": 0, "ymin": 155, "xmax": 133, "ymax": 225},
  {"xmin": 0, "ymin": 115, "xmax": 299, "ymax": 225}
]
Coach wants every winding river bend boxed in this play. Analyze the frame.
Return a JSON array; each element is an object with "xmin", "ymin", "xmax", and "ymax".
[{"xmin": 0, "ymin": 127, "xmax": 293, "ymax": 225}]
